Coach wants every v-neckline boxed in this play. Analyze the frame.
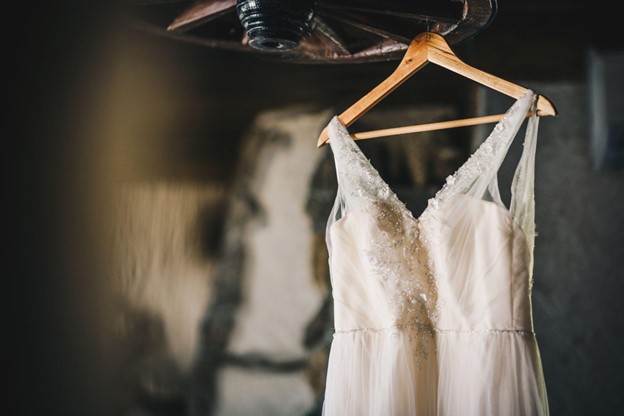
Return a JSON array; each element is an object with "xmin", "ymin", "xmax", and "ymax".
[{"xmin": 330, "ymin": 91, "xmax": 534, "ymax": 224}]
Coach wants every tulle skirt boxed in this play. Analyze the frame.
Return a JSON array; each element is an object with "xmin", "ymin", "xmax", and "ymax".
[{"xmin": 322, "ymin": 329, "xmax": 549, "ymax": 416}]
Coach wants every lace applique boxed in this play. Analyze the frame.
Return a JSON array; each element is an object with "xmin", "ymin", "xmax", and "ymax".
[
  {"xmin": 368, "ymin": 213, "xmax": 439, "ymax": 366},
  {"xmin": 363, "ymin": 200, "xmax": 439, "ymax": 324},
  {"xmin": 424, "ymin": 90, "xmax": 535, "ymax": 213},
  {"xmin": 329, "ymin": 118, "xmax": 407, "ymax": 211},
  {"xmin": 329, "ymin": 118, "xmax": 439, "ymax": 362}
]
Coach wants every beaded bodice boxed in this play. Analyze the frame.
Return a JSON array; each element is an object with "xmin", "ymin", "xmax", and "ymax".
[{"xmin": 326, "ymin": 91, "xmax": 539, "ymax": 338}]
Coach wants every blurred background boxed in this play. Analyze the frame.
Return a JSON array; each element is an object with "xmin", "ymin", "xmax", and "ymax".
[{"xmin": 10, "ymin": 0, "xmax": 624, "ymax": 415}]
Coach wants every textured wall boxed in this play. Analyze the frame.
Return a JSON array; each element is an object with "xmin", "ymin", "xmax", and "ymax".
[
  {"xmin": 112, "ymin": 183, "xmax": 226, "ymax": 414},
  {"xmin": 213, "ymin": 110, "xmax": 329, "ymax": 416}
]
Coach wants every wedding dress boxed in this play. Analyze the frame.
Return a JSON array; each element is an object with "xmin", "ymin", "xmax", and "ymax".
[{"xmin": 322, "ymin": 91, "xmax": 549, "ymax": 415}]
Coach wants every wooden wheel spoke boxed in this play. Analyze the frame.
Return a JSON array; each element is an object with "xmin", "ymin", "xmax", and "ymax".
[
  {"xmin": 320, "ymin": 10, "xmax": 427, "ymax": 45},
  {"xmin": 307, "ymin": 16, "xmax": 351, "ymax": 56},
  {"xmin": 318, "ymin": 0, "xmax": 463, "ymax": 23},
  {"xmin": 352, "ymin": 39, "xmax": 407, "ymax": 58},
  {"xmin": 168, "ymin": 0, "xmax": 236, "ymax": 32}
]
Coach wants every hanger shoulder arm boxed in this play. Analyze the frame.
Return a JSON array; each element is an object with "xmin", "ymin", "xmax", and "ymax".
[
  {"xmin": 340, "ymin": 58, "xmax": 428, "ymax": 125},
  {"xmin": 427, "ymin": 37, "xmax": 557, "ymax": 116},
  {"xmin": 316, "ymin": 45, "xmax": 429, "ymax": 147}
]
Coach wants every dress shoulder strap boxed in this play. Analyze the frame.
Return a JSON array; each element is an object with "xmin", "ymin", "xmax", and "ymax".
[
  {"xmin": 431, "ymin": 91, "xmax": 536, "ymax": 209},
  {"xmin": 510, "ymin": 99, "xmax": 540, "ymax": 261},
  {"xmin": 327, "ymin": 117, "xmax": 405, "ymax": 221}
]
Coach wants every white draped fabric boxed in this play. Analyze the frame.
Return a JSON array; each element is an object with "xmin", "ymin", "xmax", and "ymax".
[{"xmin": 322, "ymin": 91, "xmax": 549, "ymax": 415}]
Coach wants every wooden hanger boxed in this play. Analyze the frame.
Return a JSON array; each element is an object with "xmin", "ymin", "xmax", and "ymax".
[{"xmin": 317, "ymin": 32, "xmax": 557, "ymax": 147}]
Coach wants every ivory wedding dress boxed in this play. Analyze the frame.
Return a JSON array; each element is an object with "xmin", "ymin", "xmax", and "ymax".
[{"xmin": 322, "ymin": 91, "xmax": 549, "ymax": 415}]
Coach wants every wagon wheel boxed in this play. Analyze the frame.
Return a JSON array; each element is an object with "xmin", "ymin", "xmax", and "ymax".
[{"xmin": 126, "ymin": 0, "xmax": 497, "ymax": 63}]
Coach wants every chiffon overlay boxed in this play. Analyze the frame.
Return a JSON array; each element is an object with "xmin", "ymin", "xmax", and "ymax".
[{"xmin": 322, "ymin": 91, "xmax": 549, "ymax": 415}]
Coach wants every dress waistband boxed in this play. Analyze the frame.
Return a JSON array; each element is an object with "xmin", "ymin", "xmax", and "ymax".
[{"xmin": 334, "ymin": 323, "xmax": 535, "ymax": 336}]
